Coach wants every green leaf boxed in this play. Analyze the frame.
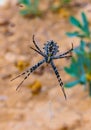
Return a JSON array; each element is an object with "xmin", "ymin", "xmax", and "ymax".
[
  {"xmin": 77, "ymin": 34, "xmax": 87, "ymax": 38},
  {"xmin": 18, "ymin": 0, "xmax": 31, "ymax": 5},
  {"xmin": 64, "ymin": 67, "xmax": 74, "ymax": 76},
  {"xmin": 80, "ymin": 40, "xmax": 86, "ymax": 50},
  {"xmin": 65, "ymin": 80, "xmax": 80, "ymax": 88},
  {"xmin": 66, "ymin": 32, "xmax": 86, "ymax": 38},
  {"xmin": 80, "ymin": 74, "xmax": 86, "ymax": 84},
  {"xmin": 74, "ymin": 40, "xmax": 86, "ymax": 55},
  {"xmin": 64, "ymin": 66, "xmax": 78, "ymax": 77},
  {"xmin": 70, "ymin": 16, "xmax": 82, "ymax": 29},
  {"xmin": 66, "ymin": 32, "xmax": 79, "ymax": 37},
  {"xmin": 82, "ymin": 12, "xmax": 88, "ymax": 27},
  {"xmin": 81, "ymin": 12, "xmax": 89, "ymax": 34}
]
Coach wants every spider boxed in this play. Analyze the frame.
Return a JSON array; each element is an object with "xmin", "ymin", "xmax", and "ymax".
[{"xmin": 11, "ymin": 35, "xmax": 73, "ymax": 99}]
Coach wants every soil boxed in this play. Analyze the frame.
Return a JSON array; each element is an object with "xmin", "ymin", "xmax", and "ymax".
[{"xmin": 0, "ymin": 1, "xmax": 91, "ymax": 130}]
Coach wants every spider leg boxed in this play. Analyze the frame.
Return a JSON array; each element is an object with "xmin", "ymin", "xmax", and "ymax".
[
  {"xmin": 59, "ymin": 55, "xmax": 72, "ymax": 58},
  {"xmin": 11, "ymin": 71, "xmax": 26, "ymax": 81},
  {"xmin": 53, "ymin": 43, "xmax": 73, "ymax": 59},
  {"xmin": 32, "ymin": 35, "xmax": 45, "ymax": 57},
  {"xmin": 30, "ymin": 46, "xmax": 44, "ymax": 57},
  {"xmin": 60, "ymin": 43, "xmax": 73, "ymax": 56},
  {"xmin": 11, "ymin": 59, "xmax": 45, "ymax": 90},
  {"xmin": 50, "ymin": 61, "xmax": 67, "ymax": 99},
  {"xmin": 53, "ymin": 55, "xmax": 72, "ymax": 59}
]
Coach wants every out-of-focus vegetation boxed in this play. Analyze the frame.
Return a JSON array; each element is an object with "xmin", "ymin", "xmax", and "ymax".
[
  {"xmin": 50, "ymin": 0, "xmax": 71, "ymax": 12},
  {"xmin": 66, "ymin": 12, "xmax": 91, "ymax": 39},
  {"xmin": 65, "ymin": 12, "xmax": 91, "ymax": 96},
  {"xmin": 15, "ymin": 60, "xmax": 30, "ymax": 71},
  {"xmin": 17, "ymin": 1, "xmax": 91, "ymax": 96},
  {"xmin": 18, "ymin": 0, "xmax": 71, "ymax": 17},
  {"xmin": 18, "ymin": 0, "xmax": 42, "ymax": 16},
  {"xmin": 27, "ymin": 80, "xmax": 42, "ymax": 95}
]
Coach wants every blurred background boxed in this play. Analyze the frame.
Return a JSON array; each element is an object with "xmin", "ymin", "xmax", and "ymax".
[{"xmin": 0, "ymin": 0, "xmax": 91, "ymax": 130}]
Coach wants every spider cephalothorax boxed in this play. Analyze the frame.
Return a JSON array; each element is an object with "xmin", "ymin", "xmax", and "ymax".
[
  {"xmin": 11, "ymin": 35, "xmax": 73, "ymax": 99},
  {"xmin": 43, "ymin": 40, "xmax": 59, "ymax": 63}
]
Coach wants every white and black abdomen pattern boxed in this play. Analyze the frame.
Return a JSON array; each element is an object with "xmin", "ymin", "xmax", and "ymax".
[{"xmin": 43, "ymin": 40, "xmax": 59, "ymax": 56}]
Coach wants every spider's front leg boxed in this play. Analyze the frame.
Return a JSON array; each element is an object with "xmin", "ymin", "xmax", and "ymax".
[
  {"xmin": 30, "ymin": 46, "xmax": 45, "ymax": 57},
  {"xmin": 11, "ymin": 59, "xmax": 45, "ymax": 90},
  {"xmin": 32, "ymin": 35, "xmax": 45, "ymax": 57},
  {"xmin": 50, "ymin": 61, "xmax": 67, "ymax": 99},
  {"xmin": 53, "ymin": 43, "xmax": 73, "ymax": 59},
  {"xmin": 53, "ymin": 55, "xmax": 72, "ymax": 59},
  {"xmin": 60, "ymin": 43, "xmax": 73, "ymax": 56}
]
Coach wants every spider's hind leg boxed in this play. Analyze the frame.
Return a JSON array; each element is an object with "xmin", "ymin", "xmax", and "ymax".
[
  {"xmin": 11, "ymin": 69, "xmax": 31, "ymax": 90},
  {"xmin": 11, "ymin": 59, "xmax": 45, "ymax": 90},
  {"xmin": 50, "ymin": 61, "xmax": 67, "ymax": 99},
  {"xmin": 11, "ymin": 71, "xmax": 28, "ymax": 81},
  {"xmin": 15, "ymin": 72, "xmax": 30, "ymax": 91}
]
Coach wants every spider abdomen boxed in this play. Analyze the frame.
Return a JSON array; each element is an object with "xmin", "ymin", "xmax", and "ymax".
[{"xmin": 43, "ymin": 40, "xmax": 59, "ymax": 56}]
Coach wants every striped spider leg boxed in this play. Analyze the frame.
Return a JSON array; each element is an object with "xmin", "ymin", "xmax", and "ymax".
[
  {"xmin": 53, "ymin": 43, "xmax": 73, "ymax": 59},
  {"xmin": 11, "ymin": 59, "xmax": 45, "ymax": 90},
  {"xmin": 32, "ymin": 35, "xmax": 46, "ymax": 57},
  {"xmin": 50, "ymin": 60, "xmax": 67, "ymax": 99},
  {"xmin": 11, "ymin": 35, "xmax": 46, "ymax": 90},
  {"xmin": 50, "ymin": 43, "xmax": 73, "ymax": 99},
  {"xmin": 11, "ymin": 35, "xmax": 73, "ymax": 99}
]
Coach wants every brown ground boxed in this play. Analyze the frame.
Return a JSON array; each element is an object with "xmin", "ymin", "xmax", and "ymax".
[{"xmin": 0, "ymin": 1, "xmax": 91, "ymax": 130}]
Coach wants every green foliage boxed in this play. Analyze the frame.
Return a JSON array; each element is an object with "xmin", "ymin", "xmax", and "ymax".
[
  {"xmin": 50, "ymin": 0, "xmax": 71, "ymax": 12},
  {"xmin": 19, "ymin": 0, "xmax": 31, "ymax": 5},
  {"xmin": 65, "ymin": 12, "xmax": 91, "ymax": 96},
  {"xmin": 18, "ymin": 0, "xmax": 71, "ymax": 16},
  {"xmin": 66, "ymin": 12, "xmax": 91, "ymax": 39},
  {"xmin": 18, "ymin": 0, "xmax": 42, "ymax": 17},
  {"xmin": 62, "ymin": 0, "xmax": 71, "ymax": 5},
  {"xmin": 65, "ymin": 40, "xmax": 91, "ymax": 92}
]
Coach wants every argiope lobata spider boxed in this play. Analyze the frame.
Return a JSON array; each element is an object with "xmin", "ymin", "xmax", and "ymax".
[{"xmin": 11, "ymin": 35, "xmax": 73, "ymax": 99}]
